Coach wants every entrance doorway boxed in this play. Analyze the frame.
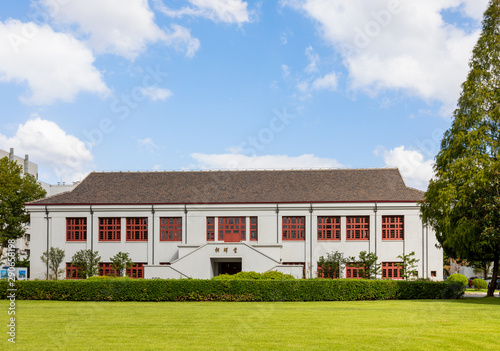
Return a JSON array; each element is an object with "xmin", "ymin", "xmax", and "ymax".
[{"xmin": 218, "ymin": 262, "xmax": 242, "ymax": 275}]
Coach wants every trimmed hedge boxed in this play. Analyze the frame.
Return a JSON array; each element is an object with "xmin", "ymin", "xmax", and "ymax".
[{"xmin": 0, "ymin": 279, "xmax": 463, "ymax": 301}]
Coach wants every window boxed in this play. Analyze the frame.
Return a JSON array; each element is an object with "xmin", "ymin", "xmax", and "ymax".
[
  {"xmin": 66, "ymin": 263, "xmax": 84, "ymax": 279},
  {"xmin": 431, "ymin": 271, "xmax": 437, "ymax": 277},
  {"xmin": 99, "ymin": 217, "xmax": 121, "ymax": 241},
  {"xmin": 317, "ymin": 216, "xmax": 341, "ymax": 240},
  {"xmin": 382, "ymin": 262, "xmax": 403, "ymax": 280},
  {"xmin": 127, "ymin": 263, "xmax": 145, "ymax": 279},
  {"xmin": 346, "ymin": 216, "xmax": 369, "ymax": 240},
  {"xmin": 346, "ymin": 264, "xmax": 364, "ymax": 279},
  {"xmin": 25, "ymin": 234, "xmax": 31, "ymax": 242},
  {"xmin": 207, "ymin": 217, "xmax": 215, "ymax": 241},
  {"xmin": 282, "ymin": 217, "xmax": 305, "ymax": 240},
  {"xmin": 317, "ymin": 265, "xmax": 339, "ymax": 279},
  {"xmin": 382, "ymin": 216, "xmax": 404, "ymax": 240},
  {"xmin": 66, "ymin": 218, "xmax": 87, "ymax": 241},
  {"xmin": 99, "ymin": 263, "xmax": 119, "ymax": 277},
  {"xmin": 218, "ymin": 217, "xmax": 246, "ymax": 242},
  {"xmin": 126, "ymin": 217, "xmax": 148, "ymax": 241},
  {"xmin": 250, "ymin": 217, "xmax": 258, "ymax": 241},
  {"xmin": 160, "ymin": 217, "xmax": 182, "ymax": 241}
]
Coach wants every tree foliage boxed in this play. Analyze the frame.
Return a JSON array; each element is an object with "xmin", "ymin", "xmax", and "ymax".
[
  {"xmin": 317, "ymin": 251, "xmax": 344, "ymax": 278},
  {"xmin": 110, "ymin": 251, "xmax": 133, "ymax": 277},
  {"xmin": 346, "ymin": 251, "xmax": 380, "ymax": 279},
  {"xmin": 41, "ymin": 247, "xmax": 65, "ymax": 280},
  {"xmin": 396, "ymin": 251, "xmax": 420, "ymax": 280},
  {"xmin": 0, "ymin": 157, "xmax": 46, "ymax": 261},
  {"xmin": 71, "ymin": 249, "xmax": 101, "ymax": 279},
  {"xmin": 420, "ymin": 0, "xmax": 500, "ymax": 297}
]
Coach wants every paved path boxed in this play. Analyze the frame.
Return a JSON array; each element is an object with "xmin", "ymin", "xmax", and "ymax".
[{"xmin": 463, "ymin": 292, "xmax": 499, "ymax": 298}]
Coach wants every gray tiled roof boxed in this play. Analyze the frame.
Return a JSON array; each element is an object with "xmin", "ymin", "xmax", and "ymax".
[{"xmin": 28, "ymin": 168, "xmax": 424, "ymax": 205}]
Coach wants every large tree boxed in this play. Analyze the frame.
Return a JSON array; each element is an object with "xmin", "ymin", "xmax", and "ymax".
[
  {"xmin": 0, "ymin": 157, "xmax": 46, "ymax": 262},
  {"xmin": 420, "ymin": 0, "xmax": 500, "ymax": 297}
]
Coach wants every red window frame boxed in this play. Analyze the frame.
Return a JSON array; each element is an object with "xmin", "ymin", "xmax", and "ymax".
[
  {"xmin": 282, "ymin": 216, "xmax": 305, "ymax": 240},
  {"xmin": 250, "ymin": 216, "xmax": 258, "ymax": 241},
  {"xmin": 382, "ymin": 262, "xmax": 403, "ymax": 280},
  {"xmin": 66, "ymin": 217, "xmax": 87, "ymax": 241},
  {"xmin": 317, "ymin": 216, "xmax": 341, "ymax": 240},
  {"xmin": 382, "ymin": 216, "xmax": 404, "ymax": 240},
  {"xmin": 99, "ymin": 263, "xmax": 119, "ymax": 277},
  {"xmin": 207, "ymin": 217, "xmax": 215, "ymax": 241},
  {"xmin": 346, "ymin": 216, "xmax": 370, "ymax": 240},
  {"xmin": 66, "ymin": 263, "xmax": 84, "ymax": 279},
  {"xmin": 218, "ymin": 217, "xmax": 246, "ymax": 242},
  {"xmin": 160, "ymin": 217, "xmax": 182, "ymax": 241},
  {"xmin": 127, "ymin": 263, "xmax": 145, "ymax": 279},
  {"xmin": 126, "ymin": 217, "xmax": 148, "ymax": 241},
  {"xmin": 317, "ymin": 265, "xmax": 339, "ymax": 279},
  {"xmin": 346, "ymin": 263, "xmax": 364, "ymax": 279},
  {"xmin": 99, "ymin": 217, "xmax": 121, "ymax": 241}
]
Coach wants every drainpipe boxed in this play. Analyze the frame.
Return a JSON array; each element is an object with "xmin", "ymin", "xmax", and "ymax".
[
  {"xmin": 151, "ymin": 205, "xmax": 155, "ymax": 264},
  {"xmin": 373, "ymin": 203, "xmax": 378, "ymax": 255},
  {"xmin": 184, "ymin": 205, "xmax": 188, "ymax": 244},
  {"xmin": 275, "ymin": 204, "xmax": 279, "ymax": 243},
  {"xmin": 90, "ymin": 205, "xmax": 94, "ymax": 252},
  {"xmin": 45, "ymin": 206, "xmax": 49, "ymax": 280},
  {"xmin": 309, "ymin": 203, "xmax": 313, "ymax": 279}
]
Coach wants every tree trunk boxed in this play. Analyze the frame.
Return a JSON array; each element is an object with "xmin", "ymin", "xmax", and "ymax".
[{"xmin": 487, "ymin": 253, "xmax": 499, "ymax": 297}]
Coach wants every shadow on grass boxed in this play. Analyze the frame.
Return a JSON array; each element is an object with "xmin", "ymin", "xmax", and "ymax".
[{"xmin": 441, "ymin": 296, "xmax": 500, "ymax": 306}]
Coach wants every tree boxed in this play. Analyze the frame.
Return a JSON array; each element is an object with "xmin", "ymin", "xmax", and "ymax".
[
  {"xmin": 71, "ymin": 249, "xmax": 101, "ymax": 279},
  {"xmin": 317, "ymin": 251, "xmax": 344, "ymax": 278},
  {"xmin": 41, "ymin": 247, "xmax": 65, "ymax": 280},
  {"xmin": 396, "ymin": 251, "xmax": 420, "ymax": 280},
  {"xmin": 420, "ymin": 0, "xmax": 500, "ymax": 297},
  {"xmin": 469, "ymin": 260, "xmax": 492, "ymax": 279},
  {"xmin": 347, "ymin": 251, "xmax": 380, "ymax": 279},
  {"xmin": 110, "ymin": 251, "xmax": 133, "ymax": 277},
  {"xmin": 0, "ymin": 157, "xmax": 46, "ymax": 262}
]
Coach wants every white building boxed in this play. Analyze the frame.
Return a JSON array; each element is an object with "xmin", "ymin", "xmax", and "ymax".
[{"xmin": 25, "ymin": 169, "xmax": 443, "ymax": 280}]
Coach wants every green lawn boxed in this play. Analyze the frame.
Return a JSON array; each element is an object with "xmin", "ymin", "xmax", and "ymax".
[{"xmin": 1, "ymin": 298, "xmax": 499, "ymax": 351}]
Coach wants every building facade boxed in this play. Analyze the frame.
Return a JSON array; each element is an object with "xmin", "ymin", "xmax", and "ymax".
[{"xmin": 25, "ymin": 169, "xmax": 443, "ymax": 280}]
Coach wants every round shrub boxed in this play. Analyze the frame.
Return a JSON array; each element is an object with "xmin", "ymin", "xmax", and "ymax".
[
  {"xmin": 447, "ymin": 273, "xmax": 468, "ymax": 286},
  {"xmin": 472, "ymin": 278, "xmax": 487, "ymax": 290},
  {"xmin": 261, "ymin": 271, "xmax": 295, "ymax": 280}
]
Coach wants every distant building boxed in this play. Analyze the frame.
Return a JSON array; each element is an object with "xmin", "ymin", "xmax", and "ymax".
[{"xmin": 26, "ymin": 169, "xmax": 443, "ymax": 280}]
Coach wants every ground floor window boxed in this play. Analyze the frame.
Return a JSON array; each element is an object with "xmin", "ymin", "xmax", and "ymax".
[
  {"xmin": 127, "ymin": 263, "xmax": 145, "ymax": 279},
  {"xmin": 317, "ymin": 264, "xmax": 339, "ymax": 279},
  {"xmin": 382, "ymin": 262, "xmax": 403, "ymax": 280},
  {"xmin": 66, "ymin": 263, "xmax": 84, "ymax": 279},
  {"xmin": 346, "ymin": 264, "xmax": 364, "ymax": 279},
  {"xmin": 99, "ymin": 263, "xmax": 119, "ymax": 277}
]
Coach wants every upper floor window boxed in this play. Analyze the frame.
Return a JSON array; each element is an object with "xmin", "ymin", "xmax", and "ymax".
[
  {"xmin": 66, "ymin": 217, "xmax": 87, "ymax": 241},
  {"xmin": 126, "ymin": 217, "xmax": 148, "ymax": 241},
  {"xmin": 218, "ymin": 217, "xmax": 246, "ymax": 242},
  {"xmin": 250, "ymin": 217, "xmax": 258, "ymax": 241},
  {"xmin": 382, "ymin": 216, "xmax": 404, "ymax": 240},
  {"xmin": 346, "ymin": 216, "xmax": 369, "ymax": 240},
  {"xmin": 160, "ymin": 217, "xmax": 182, "ymax": 241},
  {"xmin": 317, "ymin": 216, "xmax": 341, "ymax": 240},
  {"xmin": 282, "ymin": 216, "xmax": 305, "ymax": 241},
  {"xmin": 207, "ymin": 217, "xmax": 215, "ymax": 241},
  {"xmin": 99, "ymin": 217, "xmax": 121, "ymax": 241}
]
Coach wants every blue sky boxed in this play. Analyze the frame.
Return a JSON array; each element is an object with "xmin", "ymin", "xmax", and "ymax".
[{"xmin": 0, "ymin": 0, "xmax": 490, "ymax": 190}]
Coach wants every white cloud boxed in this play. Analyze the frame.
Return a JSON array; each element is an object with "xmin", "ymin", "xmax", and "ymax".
[
  {"xmin": 312, "ymin": 72, "xmax": 338, "ymax": 91},
  {"xmin": 284, "ymin": 0, "xmax": 489, "ymax": 114},
  {"xmin": 375, "ymin": 146, "xmax": 433, "ymax": 190},
  {"xmin": 138, "ymin": 138, "xmax": 160, "ymax": 153},
  {"xmin": 0, "ymin": 20, "xmax": 109, "ymax": 105},
  {"xmin": 139, "ymin": 86, "xmax": 173, "ymax": 101},
  {"xmin": 281, "ymin": 64, "xmax": 291, "ymax": 78},
  {"xmin": 0, "ymin": 117, "xmax": 93, "ymax": 183},
  {"xmin": 164, "ymin": 24, "xmax": 200, "ymax": 58},
  {"xmin": 190, "ymin": 153, "xmax": 343, "ymax": 170},
  {"xmin": 305, "ymin": 46, "xmax": 320, "ymax": 73},
  {"xmin": 154, "ymin": 0, "xmax": 252, "ymax": 24},
  {"xmin": 41, "ymin": 0, "xmax": 200, "ymax": 59}
]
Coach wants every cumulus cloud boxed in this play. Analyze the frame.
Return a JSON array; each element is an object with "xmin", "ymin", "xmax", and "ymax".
[
  {"xmin": 138, "ymin": 138, "xmax": 160, "ymax": 153},
  {"xmin": 190, "ymin": 153, "xmax": 343, "ymax": 170},
  {"xmin": 0, "ymin": 117, "xmax": 93, "ymax": 183},
  {"xmin": 284, "ymin": 0, "xmax": 489, "ymax": 114},
  {"xmin": 154, "ymin": 0, "xmax": 252, "ymax": 24},
  {"xmin": 41, "ymin": 0, "xmax": 200, "ymax": 59},
  {"xmin": 312, "ymin": 72, "xmax": 338, "ymax": 91},
  {"xmin": 0, "ymin": 20, "xmax": 109, "ymax": 105},
  {"xmin": 139, "ymin": 86, "xmax": 173, "ymax": 101},
  {"xmin": 375, "ymin": 146, "xmax": 434, "ymax": 191}
]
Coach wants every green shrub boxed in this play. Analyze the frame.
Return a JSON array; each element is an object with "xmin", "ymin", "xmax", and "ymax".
[
  {"xmin": 472, "ymin": 278, "xmax": 487, "ymax": 290},
  {"xmin": 0, "ymin": 279, "xmax": 457, "ymax": 301},
  {"xmin": 212, "ymin": 271, "xmax": 294, "ymax": 280},
  {"xmin": 447, "ymin": 273, "xmax": 468, "ymax": 286}
]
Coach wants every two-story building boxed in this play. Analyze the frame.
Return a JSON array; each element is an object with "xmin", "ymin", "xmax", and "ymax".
[{"xmin": 25, "ymin": 168, "xmax": 443, "ymax": 280}]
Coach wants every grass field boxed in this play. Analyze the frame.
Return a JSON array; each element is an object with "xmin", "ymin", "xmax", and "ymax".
[{"xmin": 1, "ymin": 298, "xmax": 499, "ymax": 351}]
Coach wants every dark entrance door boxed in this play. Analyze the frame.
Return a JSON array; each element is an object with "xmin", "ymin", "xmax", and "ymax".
[{"xmin": 218, "ymin": 262, "xmax": 242, "ymax": 275}]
